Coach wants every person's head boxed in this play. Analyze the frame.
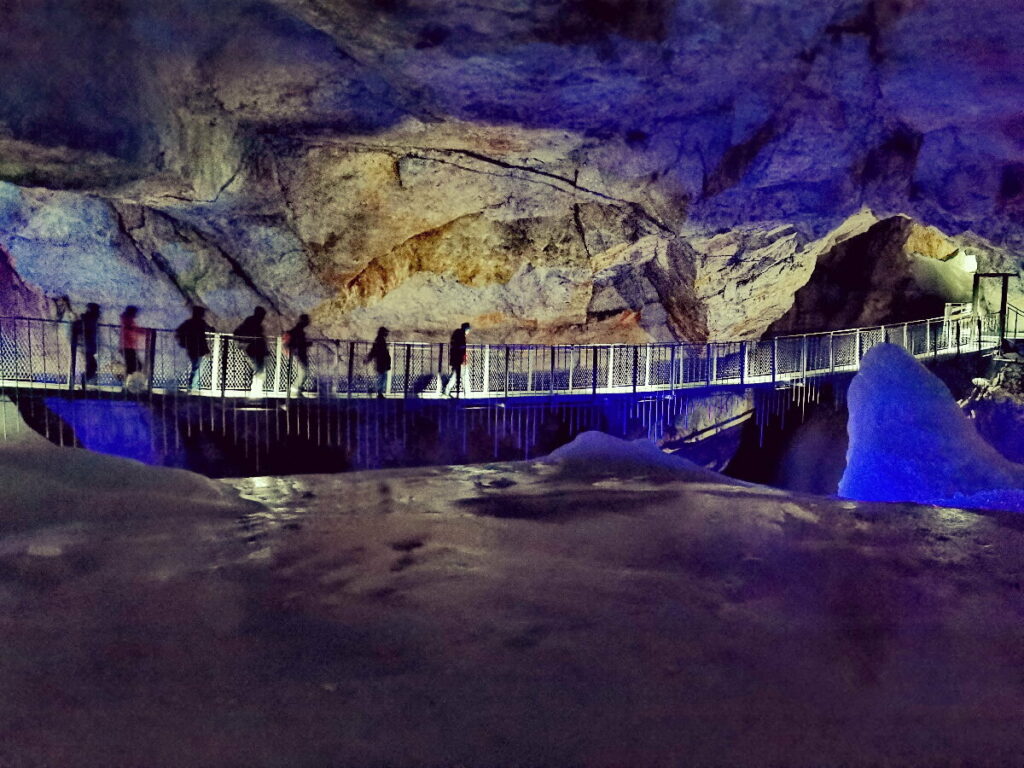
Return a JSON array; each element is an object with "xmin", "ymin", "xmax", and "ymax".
[
  {"xmin": 122, "ymin": 305, "xmax": 138, "ymax": 319},
  {"xmin": 253, "ymin": 306, "xmax": 266, "ymax": 320},
  {"xmin": 461, "ymin": 322, "xmax": 471, "ymax": 333},
  {"xmin": 298, "ymin": 313, "xmax": 310, "ymax": 328},
  {"xmin": 86, "ymin": 302, "xmax": 99, "ymax": 315},
  {"xmin": 191, "ymin": 305, "xmax": 206, "ymax": 319},
  {"xmin": 376, "ymin": 326, "xmax": 389, "ymax": 339}
]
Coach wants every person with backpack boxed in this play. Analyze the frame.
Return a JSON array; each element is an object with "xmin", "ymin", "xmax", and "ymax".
[
  {"xmin": 175, "ymin": 306, "xmax": 213, "ymax": 391},
  {"xmin": 365, "ymin": 326, "xmax": 391, "ymax": 398},
  {"xmin": 285, "ymin": 314, "xmax": 311, "ymax": 397},
  {"xmin": 234, "ymin": 306, "xmax": 269, "ymax": 396}
]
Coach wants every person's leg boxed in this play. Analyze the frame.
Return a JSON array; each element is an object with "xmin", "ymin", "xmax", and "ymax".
[
  {"xmin": 250, "ymin": 356, "xmax": 267, "ymax": 395},
  {"xmin": 454, "ymin": 364, "xmax": 462, "ymax": 398},
  {"xmin": 188, "ymin": 355, "xmax": 203, "ymax": 390},
  {"xmin": 125, "ymin": 349, "xmax": 139, "ymax": 376},
  {"xmin": 291, "ymin": 355, "xmax": 308, "ymax": 396},
  {"xmin": 84, "ymin": 347, "xmax": 97, "ymax": 386}
]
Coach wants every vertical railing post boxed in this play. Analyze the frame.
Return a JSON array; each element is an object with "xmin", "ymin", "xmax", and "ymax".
[
  {"xmin": 902, "ymin": 323, "xmax": 908, "ymax": 350},
  {"xmin": 705, "ymin": 344, "xmax": 713, "ymax": 386},
  {"xmin": 855, "ymin": 328, "xmax": 861, "ymax": 367},
  {"xmin": 272, "ymin": 335, "xmax": 284, "ymax": 394},
  {"xmin": 67, "ymin": 321, "xmax": 77, "ymax": 391},
  {"xmin": 403, "ymin": 345, "xmax": 411, "ymax": 398},
  {"xmin": 955, "ymin": 318, "xmax": 961, "ymax": 357},
  {"xmin": 347, "ymin": 341, "xmax": 355, "ymax": 398},
  {"xmin": 527, "ymin": 348, "xmax": 534, "ymax": 393},
  {"xmin": 829, "ymin": 332, "xmax": 835, "ymax": 373},
  {"xmin": 800, "ymin": 335, "xmax": 808, "ymax": 382},
  {"xmin": 549, "ymin": 347, "xmax": 555, "ymax": 396},
  {"xmin": 771, "ymin": 338, "xmax": 778, "ymax": 382},
  {"xmin": 669, "ymin": 345, "xmax": 677, "ymax": 391},
  {"xmin": 607, "ymin": 346, "xmax": 614, "ymax": 390},
  {"xmin": 977, "ymin": 317, "xmax": 983, "ymax": 352},
  {"xmin": 632, "ymin": 346, "xmax": 639, "ymax": 393},
  {"xmin": 483, "ymin": 345, "xmax": 490, "ymax": 397},
  {"xmin": 591, "ymin": 346, "xmax": 598, "ymax": 396},
  {"xmin": 739, "ymin": 341, "xmax": 746, "ymax": 384},
  {"xmin": 644, "ymin": 345, "xmax": 652, "ymax": 388},
  {"xmin": 211, "ymin": 333, "xmax": 223, "ymax": 394},
  {"xmin": 145, "ymin": 329, "xmax": 157, "ymax": 393},
  {"xmin": 567, "ymin": 346, "xmax": 575, "ymax": 392},
  {"xmin": 505, "ymin": 346, "xmax": 511, "ymax": 399}
]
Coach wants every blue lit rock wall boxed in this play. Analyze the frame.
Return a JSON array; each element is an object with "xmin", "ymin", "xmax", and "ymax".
[{"xmin": 1, "ymin": 0, "xmax": 1022, "ymax": 340}]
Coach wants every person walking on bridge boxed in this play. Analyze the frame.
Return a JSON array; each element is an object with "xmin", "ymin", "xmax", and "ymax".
[
  {"xmin": 285, "ymin": 314, "xmax": 311, "ymax": 397},
  {"xmin": 443, "ymin": 322, "xmax": 471, "ymax": 398},
  {"xmin": 234, "ymin": 306, "xmax": 269, "ymax": 396},
  {"xmin": 365, "ymin": 326, "xmax": 391, "ymax": 398},
  {"xmin": 72, "ymin": 302, "xmax": 100, "ymax": 388},
  {"xmin": 175, "ymin": 306, "xmax": 213, "ymax": 391},
  {"xmin": 120, "ymin": 306, "xmax": 148, "ymax": 390}
]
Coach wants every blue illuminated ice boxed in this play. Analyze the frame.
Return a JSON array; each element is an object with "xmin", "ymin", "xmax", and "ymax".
[{"xmin": 839, "ymin": 343, "xmax": 1024, "ymax": 511}]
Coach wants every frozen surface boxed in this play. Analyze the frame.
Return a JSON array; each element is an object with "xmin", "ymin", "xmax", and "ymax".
[
  {"xmin": 840, "ymin": 344, "xmax": 1024, "ymax": 510},
  {"xmin": 2, "ymin": 424, "xmax": 1024, "ymax": 764},
  {"xmin": 0, "ymin": 397, "xmax": 247, "ymax": 531},
  {"xmin": 542, "ymin": 429, "xmax": 742, "ymax": 484}
]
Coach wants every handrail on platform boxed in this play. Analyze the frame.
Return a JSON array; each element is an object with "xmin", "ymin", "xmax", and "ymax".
[{"xmin": 0, "ymin": 303, "xmax": 1008, "ymax": 400}]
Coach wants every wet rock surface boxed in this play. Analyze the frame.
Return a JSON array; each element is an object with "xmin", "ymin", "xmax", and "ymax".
[{"xmin": 3, "ymin": 459, "xmax": 1024, "ymax": 766}]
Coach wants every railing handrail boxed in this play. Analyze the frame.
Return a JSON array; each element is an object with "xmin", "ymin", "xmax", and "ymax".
[
  {"xmin": 0, "ymin": 303, "xmax": 1005, "ymax": 401},
  {"xmin": 0, "ymin": 302, "xmax": 990, "ymax": 353}
]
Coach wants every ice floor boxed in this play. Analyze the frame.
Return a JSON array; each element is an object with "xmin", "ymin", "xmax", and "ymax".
[{"xmin": 3, "ymin": 424, "xmax": 1024, "ymax": 765}]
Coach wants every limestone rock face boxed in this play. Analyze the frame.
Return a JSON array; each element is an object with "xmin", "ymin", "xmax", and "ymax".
[
  {"xmin": 768, "ymin": 215, "xmax": 976, "ymax": 334},
  {"xmin": 1, "ymin": 1, "xmax": 1023, "ymax": 339}
]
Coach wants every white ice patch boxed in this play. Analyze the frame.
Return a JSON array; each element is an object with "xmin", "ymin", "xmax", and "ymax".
[
  {"xmin": 0, "ymin": 397, "xmax": 250, "ymax": 531},
  {"xmin": 839, "ymin": 344, "xmax": 1024, "ymax": 511},
  {"xmin": 541, "ymin": 430, "xmax": 739, "ymax": 484}
]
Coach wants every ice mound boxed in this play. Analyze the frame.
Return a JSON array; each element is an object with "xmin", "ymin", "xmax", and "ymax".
[
  {"xmin": 839, "ymin": 344, "xmax": 1024, "ymax": 509},
  {"xmin": 542, "ymin": 430, "xmax": 734, "ymax": 483},
  {"xmin": 0, "ymin": 397, "xmax": 246, "ymax": 530}
]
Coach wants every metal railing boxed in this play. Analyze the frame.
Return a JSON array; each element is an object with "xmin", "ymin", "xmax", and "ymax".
[{"xmin": 0, "ymin": 305, "xmax": 1011, "ymax": 400}]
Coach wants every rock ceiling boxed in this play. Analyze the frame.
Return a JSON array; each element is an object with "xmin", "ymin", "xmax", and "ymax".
[{"xmin": 1, "ymin": 0, "xmax": 1022, "ymax": 339}]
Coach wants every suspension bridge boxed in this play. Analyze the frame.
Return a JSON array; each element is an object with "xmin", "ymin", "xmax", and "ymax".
[
  {"xmin": 1, "ymin": 302, "xmax": 1019, "ymax": 475},
  {"xmin": 1, "ymin": 303, "xmax": 1017, "ymax": 400}
]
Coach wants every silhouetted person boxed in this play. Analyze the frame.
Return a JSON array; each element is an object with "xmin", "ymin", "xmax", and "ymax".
[
  {"xmin": 72, "ymin": 302, "xmax": 100, "ymax": 388},
  {"xmin": 234, "ymin": 306, "xmax": 269, "ymax": 395},
  {"xmin": 286, "ymin": 314, "xmax": 311, "ymax": 397},
  {"xmin": 443, "ymin": 322, "xmax": 471, "ymax": 398},
  {"xmin": 365, "ymin": 326, "xmax": 391, "ymax": 398},
  {"xmin": 176, "ymin": 306, "xmax": 213, "ymax": 391},
  {"xmin": 120, "ymin": 305, "xmax": 146, "ymax": 382},
  {"xmin": 53, "ymin": 295, "xmax": 73, "ymax": 322}
]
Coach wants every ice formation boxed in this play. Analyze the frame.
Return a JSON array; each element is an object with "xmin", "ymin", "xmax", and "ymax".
[
  {"xmin": 839, "ymin": 344, "xmax": 1024, "ymax": 510},
  {"xmin": 0, "ymin": 397, "xmax": 247, "ymax": 531},
  {"xmin": 542, "ymin": 429, "xmax": 738, "ymax": 484}
]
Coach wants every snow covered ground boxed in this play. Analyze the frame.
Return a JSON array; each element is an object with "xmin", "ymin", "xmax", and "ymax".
[{"xmin": 3, "ymin": 413, "xmax": 1024, "ymax": 766}]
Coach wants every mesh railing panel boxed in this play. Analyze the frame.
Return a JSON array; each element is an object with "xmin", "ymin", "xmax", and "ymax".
[{"xmin": 0, "ymin": 309, "xmax": 1006, "ymax": 399}]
